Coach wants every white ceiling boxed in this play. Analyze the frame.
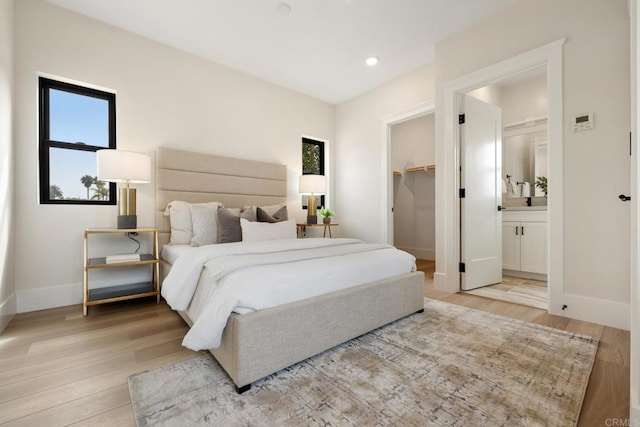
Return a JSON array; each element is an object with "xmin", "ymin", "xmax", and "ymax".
[{"xmin": 45, "ymin": 0, "xmax": 519, "ymax": 104}]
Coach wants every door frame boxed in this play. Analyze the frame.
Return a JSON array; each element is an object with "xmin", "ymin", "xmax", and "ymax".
[
  {"xmin": 630, "ymin": 0, "xmax": 639, "ymax": 421},
  {"xmin": 381, "ymin": 101, "xmax": 435, "ymax": 244},
  {"xmin": 435, "ymin": 38, "xmax": 565, "ymax": 316}
]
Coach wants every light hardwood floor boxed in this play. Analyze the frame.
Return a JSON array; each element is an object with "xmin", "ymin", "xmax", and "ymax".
[{"xmin": 0, "ymin": 263, "xmax": 629, "ymax": 426}]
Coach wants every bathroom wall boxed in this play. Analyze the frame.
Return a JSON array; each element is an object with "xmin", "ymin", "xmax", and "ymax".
[{"xmin": 467, "ymin": 71, "xmax": 548, "ymax": 207}]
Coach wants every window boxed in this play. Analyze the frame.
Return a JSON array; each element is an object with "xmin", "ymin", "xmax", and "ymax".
[
  {"xmin": 302, "ymin": 137, "xmax": 325, "ymax": 208},
  {"xmin": 39, "ymin": 77, "xmax": 116, "ymax": 204}
]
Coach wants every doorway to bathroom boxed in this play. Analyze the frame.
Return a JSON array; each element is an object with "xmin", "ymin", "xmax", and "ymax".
[{"xmin": 460, "ymin": 66, "xmax": 549, "ymax": 310}]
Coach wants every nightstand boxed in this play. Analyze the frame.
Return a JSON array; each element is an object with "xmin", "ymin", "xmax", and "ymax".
[
  {"xmin": 83, "ymin": 227, "xmax": 160, "ymax": 316},
  {"xmin": 296, "ymin": 223, "xmax": 339, "ymax": 238}
]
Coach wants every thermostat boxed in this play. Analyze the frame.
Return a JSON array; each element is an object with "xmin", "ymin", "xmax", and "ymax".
[{"xmin": 572, "ymin": 113, "xmax": 594, "ymax": 132}]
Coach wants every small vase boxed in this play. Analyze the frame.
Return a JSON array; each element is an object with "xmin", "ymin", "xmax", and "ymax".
[{"xmin": 323, "ymin": 217, "xmax": 331, "ymax": 224}]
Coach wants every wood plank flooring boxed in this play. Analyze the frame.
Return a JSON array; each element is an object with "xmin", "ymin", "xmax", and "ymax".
[{"xmin": 0, "ymin": 262, "xmax": 629, "ymax": 425}]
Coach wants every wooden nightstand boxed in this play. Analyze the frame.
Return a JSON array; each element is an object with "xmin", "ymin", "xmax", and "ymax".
[
  {"xmin": 83, "ymin": 228, "xmax": 160, "ymax": 316},
  {"xmin": 296, "ymin": 223, "xmax": 339, "ymax": 238}
]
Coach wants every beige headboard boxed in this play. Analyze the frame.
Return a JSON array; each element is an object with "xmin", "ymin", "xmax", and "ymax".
[{"xmin": 156, "ymin": 147, "xmax": 287, "ymax": 247}]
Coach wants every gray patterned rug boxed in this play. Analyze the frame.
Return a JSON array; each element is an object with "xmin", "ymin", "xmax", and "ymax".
[{"xmin": 128, "ymin": 299, "xmax": 598, "ymax": 426}]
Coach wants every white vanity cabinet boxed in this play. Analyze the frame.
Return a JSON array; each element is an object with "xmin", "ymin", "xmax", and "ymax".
[{"xmin": 502, "ymin": 210, "xmax": 547, "ymax": 275}]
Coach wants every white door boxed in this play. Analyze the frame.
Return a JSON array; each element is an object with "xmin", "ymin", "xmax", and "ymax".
[
  {"xmin": 520, "ymin": 222, "xmax": 547, "ymax": 274},
  {"xmin": 502, "ymin": 221, "xmax": 521, "ymax": 271},
  {"xmin": 460, "ymin": 95, "xmax": 503, "ymax": 290}
]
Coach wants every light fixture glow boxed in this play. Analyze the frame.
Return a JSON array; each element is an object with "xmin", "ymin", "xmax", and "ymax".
[{"xmin": 366, "ymin": 56, "xmax": 379, "ymax": 66}]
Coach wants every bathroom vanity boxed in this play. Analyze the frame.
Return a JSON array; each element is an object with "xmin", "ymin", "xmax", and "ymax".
[{"xmin": 502, "ymin": 208, "xmax": 547, "ymax": 278}]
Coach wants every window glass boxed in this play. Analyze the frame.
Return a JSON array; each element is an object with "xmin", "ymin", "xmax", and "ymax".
[
  {"xmin": 49, "ymin": 148, "xmax": 109, "ymax": 201},
  {"xmin": 49, "ymin": 89, "xmax": 110, "ymax": 147},
  {"xmin": 302, "ymin": 142, "xmax": 322, "ymax": 174}
]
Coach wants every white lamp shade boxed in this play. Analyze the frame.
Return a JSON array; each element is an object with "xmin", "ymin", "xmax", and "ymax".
[
  {"xmin": 299, "ymin": 174, "xmax": 326, "ymax": 194},
  {"xmin": 97, "ymin": 150, "xmax": 151, "ymax": 183}
]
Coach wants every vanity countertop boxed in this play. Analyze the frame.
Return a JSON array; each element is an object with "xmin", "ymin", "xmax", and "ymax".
[{"xmin": 502, "ymin": 206, "xmax": 547, "ymax": 211}]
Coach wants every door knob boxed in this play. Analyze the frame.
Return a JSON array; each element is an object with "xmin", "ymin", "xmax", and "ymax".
[{"xmin": 619, "ymin": 194, "xmax": 631, "ymax": 202}]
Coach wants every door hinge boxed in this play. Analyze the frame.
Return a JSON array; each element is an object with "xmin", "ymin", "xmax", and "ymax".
[
  {"xmin": 459, "ymin": 188, "xmax": 466, "ymax": 198},
  {"xmin": 459, "ymin": 114, "xmax": 465, "ymax": 124},
  {"xmin": 459, "ymin": 262, "xmax": 466, "ymax": 273}
]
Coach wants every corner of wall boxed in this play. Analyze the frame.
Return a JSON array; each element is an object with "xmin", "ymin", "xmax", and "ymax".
[
  {"xmin": 0, "ymin": 0, "xmax": 16, "ymax": 333},
  {"xmin": 0, "ymin": 292, "xmax": 16, "ymax": 332}
]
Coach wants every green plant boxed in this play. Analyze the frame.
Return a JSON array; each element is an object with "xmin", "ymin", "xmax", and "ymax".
[
  {"xmin": 319, "ymin": 207, "xmax": 335, "ymax": 218},
  {"xmin": 535, "ymin": 176, "xmax": 548, "ymax": 197}
]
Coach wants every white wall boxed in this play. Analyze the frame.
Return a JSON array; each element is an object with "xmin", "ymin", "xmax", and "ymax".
[
  {"xmin": 13, "ymin": 0, "xmax": 335, "ymax": 312},
  {"xmin": 391, "ymin": 114, "xmax": 435, "ymax": 259},
  {"xmin": 0, "ymin": 0, "xmax": 15, "ymax": 330},
  {"xmin": 499, "ymin": 73, "xmax": 547, "ymax": 125},
  {"xmin": 335, "ymin": 65, "xmax": 435, "ymax": 243},
  {"xmin": 435, "ymin": 0, "xmax": 630, "ymax": 326}
]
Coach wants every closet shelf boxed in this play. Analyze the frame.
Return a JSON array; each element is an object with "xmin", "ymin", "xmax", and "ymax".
[{"xmin": 405, "ymin": 165, "xmax": 436, "ymax": 173}]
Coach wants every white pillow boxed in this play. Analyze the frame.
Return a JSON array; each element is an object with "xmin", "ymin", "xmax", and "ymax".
[
  {"xmin": 240, "ymin": 218, "xmax": 296, "ymax": 242},
  {"xmin": 164, "ymin": 201, "xmax": 223, "ymax": 245},
  {"xmin": 190, "ymin": 204, "xmax": 221, "ymax": 247}
]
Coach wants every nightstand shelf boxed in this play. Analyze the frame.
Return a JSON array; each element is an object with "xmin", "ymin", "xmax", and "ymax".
[
  {"xmin": 87, "ymin": 282, "xmax": 156, "ymax": 303},
  {"xmin": 83, "ymin": 228, "xmax": 160, "ymax": 316},
  {"xmin": 87, "ymin": 254, "xmax": 156, "ymax": 268}
]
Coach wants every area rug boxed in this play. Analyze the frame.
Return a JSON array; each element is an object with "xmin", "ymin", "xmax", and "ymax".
[{"xmin": 128, "ymin": 298, "xmax": 598, "ymax": 426}]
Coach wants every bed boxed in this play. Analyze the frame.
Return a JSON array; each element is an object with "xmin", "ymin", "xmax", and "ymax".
[{"xmin": 155, "ymin": 147, "xmax": 425, "ymax": 392}]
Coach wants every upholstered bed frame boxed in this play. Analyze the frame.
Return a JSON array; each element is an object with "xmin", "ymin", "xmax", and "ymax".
[{"xmin": 155, "ymin": 147, "xmax": 425, "ymax": 392}]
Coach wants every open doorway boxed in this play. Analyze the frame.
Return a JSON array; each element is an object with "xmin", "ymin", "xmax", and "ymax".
[
  {"xmin": 460, "ymin": 67, "xmax": 549, "ymax": 310},
  {"xmin": 436, "ymin": 39, "xmax": 564, "ymax": 316},
  {"xmin": 390, "ymin": 113, "xmax": 436, "ymax": 280}
]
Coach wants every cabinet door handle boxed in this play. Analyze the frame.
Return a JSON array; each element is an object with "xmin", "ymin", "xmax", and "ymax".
[
  {"xmin": 521, "ymin": 226, "xmax": 525, "ymax": 235},
  {"xmin": 515, "ymin": 226, "xmax": 519, "ymax": 235}
]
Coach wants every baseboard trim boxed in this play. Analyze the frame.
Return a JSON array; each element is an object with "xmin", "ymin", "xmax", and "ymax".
[
  {"xmin": 502, "ymin": 269, "xmax": 547, "ymax": 282},
  {"xmin": 434, "ymin": 272, "xmax": 453, "ymax": 292},
  {"xmin": 552, "ymin": 293, "xmax": 630, "ymax": 331},
  {"xmin": 397, "ymin": 247, "xmax": 435, "ymax": 261},
  {"xmin": 17, "ymin": 283, "xmax": 83, "ymax": 313},
  {"xmin": 0, "ymin": 292, "xmax": 16, "ymax": 332},
  {"xmin": 632, "ymin": 405, "xmax": 640, "ymax": 425}
]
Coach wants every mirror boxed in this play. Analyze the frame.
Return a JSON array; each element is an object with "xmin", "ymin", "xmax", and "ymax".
[{"xmin": 503, "ymin": 128, "xmax": 547, "ymax": 197}]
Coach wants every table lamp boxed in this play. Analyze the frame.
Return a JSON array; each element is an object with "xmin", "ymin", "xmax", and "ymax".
[
  {"xmin": 299, "ymin": 174, "xmax": 326, "ymax": 224},
  {"xmin": 97, "ymin": 149, "xmax": 151, "ymax": 229}
]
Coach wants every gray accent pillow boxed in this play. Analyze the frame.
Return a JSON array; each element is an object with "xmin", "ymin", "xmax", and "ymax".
[
  {"xmin": 243, "ymin": 203, "xmax": 285, "ymax": 221},
  {"xmin": 190, "ymin": 204, "xmax": 221, "ymax": 246},
  {"xmin": 257, "ymin": 205, "xmax": 288, "ymax": 223},
  {"xmin": 218, "ymin": 208, "xmax": 255, "ymax": 243}
]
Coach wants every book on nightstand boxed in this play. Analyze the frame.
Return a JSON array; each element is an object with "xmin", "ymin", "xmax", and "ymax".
[{"xmin": 105, "ymin": 253, "xmax": 141, "ymax": 263}]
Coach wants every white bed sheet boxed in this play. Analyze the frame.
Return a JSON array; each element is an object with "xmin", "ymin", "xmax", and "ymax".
[{"xmin": 162, "ymin": 238, "xmax": 416, "ymax": 350}]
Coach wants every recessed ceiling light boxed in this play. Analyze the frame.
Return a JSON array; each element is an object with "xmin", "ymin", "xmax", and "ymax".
[
  {"xmin": 277, "ymin": 2, "xmax": 291, "ymax": 16},
  {"xmin": 366, "ymin": 56, "xmax": 379, "ymax": 66}
]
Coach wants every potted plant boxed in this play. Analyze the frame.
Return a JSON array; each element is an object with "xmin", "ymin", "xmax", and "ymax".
[
  {"xmin": 535, "ymin": 176, "xmax": 548, "ymax": 198},
  {"xmin": 319, "ymin": 207, "xmax": 335, "ymax": 224}
]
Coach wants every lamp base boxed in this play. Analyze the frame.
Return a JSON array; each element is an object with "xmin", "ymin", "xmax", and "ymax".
[
  {"xmin": 117, "ymin": 215, "xmax": 137, "ymax": 229},
  {"xmin": 306, "ymin": 215, "xmax": 318, "ymax": 225}
]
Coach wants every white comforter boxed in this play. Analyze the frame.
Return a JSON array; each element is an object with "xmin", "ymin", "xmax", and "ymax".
[{"xmin": 162, "ymin": 238, "xmax": 416, "ymax": 350}]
